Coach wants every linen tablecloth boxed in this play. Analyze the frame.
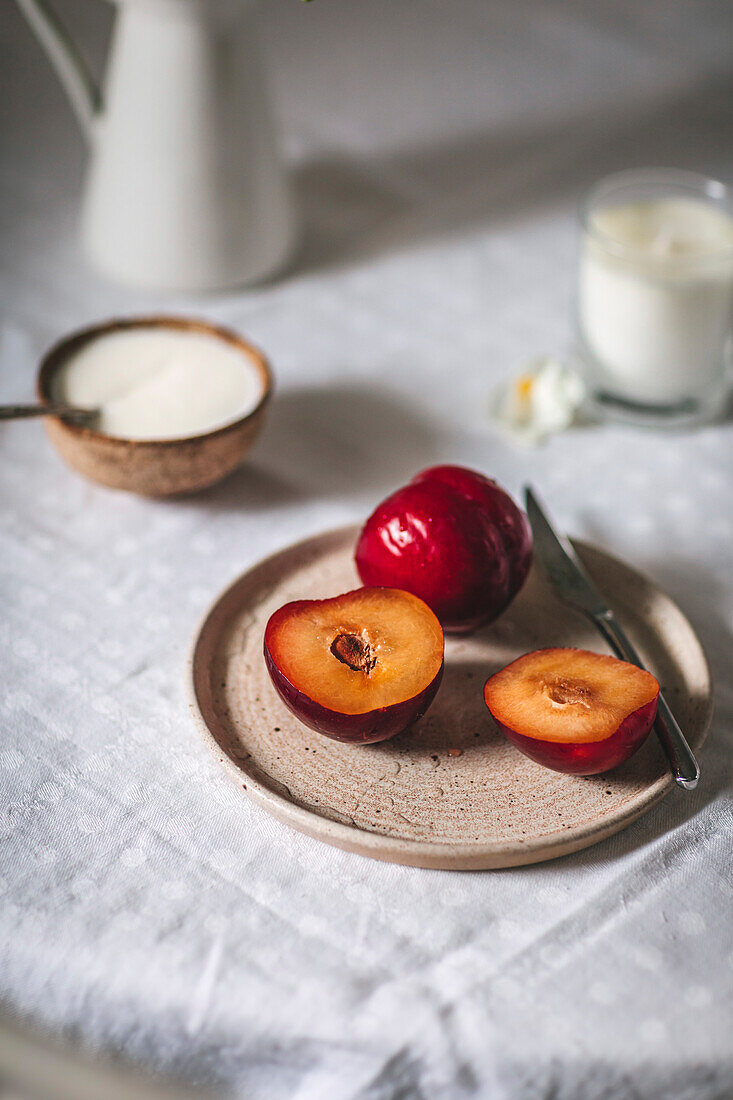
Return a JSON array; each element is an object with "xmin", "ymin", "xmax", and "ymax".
[{"xmin": 2, "ymin": 1, "xmax": 732, "ymax": 1096}]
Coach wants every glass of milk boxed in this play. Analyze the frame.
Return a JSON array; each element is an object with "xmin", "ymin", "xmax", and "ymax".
[{"xmin": 577, "ymin": 169, "xmax": 733, "ymax": 426}]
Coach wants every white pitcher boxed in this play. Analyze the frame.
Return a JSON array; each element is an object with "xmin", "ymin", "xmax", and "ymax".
[{"xmin": 15, "ymin": 0, "xmax": 295, "ymax": 291}]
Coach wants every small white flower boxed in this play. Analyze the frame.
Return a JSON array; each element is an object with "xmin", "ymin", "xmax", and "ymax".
[{"xmin": 491, "ymin": 356, "xmax": 586, "ymax": 446}]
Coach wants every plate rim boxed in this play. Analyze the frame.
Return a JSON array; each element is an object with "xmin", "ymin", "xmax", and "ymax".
[{"xmin": 186, "ymin": 524, "xmax": 713, "ymax": 870}]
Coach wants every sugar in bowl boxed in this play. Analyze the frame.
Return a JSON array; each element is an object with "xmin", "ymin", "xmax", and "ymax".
[{"xmin": 36, "ymin": 316, "xmax": 273, "ymax": 496}]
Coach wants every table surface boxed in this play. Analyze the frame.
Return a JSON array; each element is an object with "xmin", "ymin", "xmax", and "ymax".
[{"xmin": 1, "ymin": 2, "xmax": 732, "ymax": 1098}]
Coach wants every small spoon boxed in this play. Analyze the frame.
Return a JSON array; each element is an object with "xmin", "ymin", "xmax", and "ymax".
[{"xmin": 0, "ymin": 403, "xmax": 99, "ymax": 426}]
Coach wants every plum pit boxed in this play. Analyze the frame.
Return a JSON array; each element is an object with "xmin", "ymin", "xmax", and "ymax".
[{"xmin": 330, "ymin": 632, "xmax": 376, "ymax": 673}]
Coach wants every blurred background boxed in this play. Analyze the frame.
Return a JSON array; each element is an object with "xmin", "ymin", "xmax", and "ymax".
[{"xmin": 4, "ymin": 0, "xmax": 733, "ymax": 310}]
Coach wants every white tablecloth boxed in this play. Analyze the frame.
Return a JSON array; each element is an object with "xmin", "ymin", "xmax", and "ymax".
[{"xmin": 2, "ymin": 2, "xmax": 732, "ymax": 1097}]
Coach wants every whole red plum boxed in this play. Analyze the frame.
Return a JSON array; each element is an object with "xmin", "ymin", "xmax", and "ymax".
[{"xmin": 355, "ymin": 465, "xmax": 532, "ymax": 633}]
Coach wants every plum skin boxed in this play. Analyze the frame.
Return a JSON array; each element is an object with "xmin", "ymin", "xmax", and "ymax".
[
  {"xmin": 355, "ymin": 465, "xmax": 532, "ymax": 634},
  {"xmin": 489, "ymin": 695, "xmax": 659, "ymax": 775},
  {"xmin": 263, "ymin": 636, "xmax": 444, "ymax": 745}
]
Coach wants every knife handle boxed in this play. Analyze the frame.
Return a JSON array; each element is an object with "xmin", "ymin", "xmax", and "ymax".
[{"xmin": 592, "ymin": 613, "xmax": 700, "ymax": 791}]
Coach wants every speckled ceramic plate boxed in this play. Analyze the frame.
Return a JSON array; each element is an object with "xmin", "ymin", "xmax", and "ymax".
[{"xmin": 187, "ymin": 526, "xmax": 712, "ymax": 869}]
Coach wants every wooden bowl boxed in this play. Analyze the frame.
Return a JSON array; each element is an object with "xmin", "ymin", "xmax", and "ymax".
[{"xmin": 37, "ymin": 316, "xmax": 273, "ymax": 497}]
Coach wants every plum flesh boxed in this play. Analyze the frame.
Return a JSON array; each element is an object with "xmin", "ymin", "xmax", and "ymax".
[
  {"xmin": 484, "ymin": 647, "xmax": 659, "ymax": 775},
  {"xmin": 264, "ymin": 587, "xmax": 444, "ymax": 744}
]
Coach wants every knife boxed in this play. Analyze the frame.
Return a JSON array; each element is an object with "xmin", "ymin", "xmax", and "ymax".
[{"xmin": 524, "ymin": 486, "xmax": 699, "ymax": 790}]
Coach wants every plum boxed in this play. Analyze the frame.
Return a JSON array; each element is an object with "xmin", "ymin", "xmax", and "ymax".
[
  {"xmin": 356, "ymin": 465, "xmax": 532, "ymax": 633},
  {"xmin": 264, "ymin": 587, "xmax": 444, "ymax": 744},
  {"xmin": 484, "ymin": 647, "xmax": 659, "ymax": 774}
]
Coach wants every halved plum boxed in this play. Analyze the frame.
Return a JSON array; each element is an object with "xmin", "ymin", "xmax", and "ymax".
[
  {"xmin": 264, "ymin": 587, "xmax": 444, "ymax": 744},
  {"xmin": 484, "ymin": 648, "xmax": 659, "ymax": 774}
]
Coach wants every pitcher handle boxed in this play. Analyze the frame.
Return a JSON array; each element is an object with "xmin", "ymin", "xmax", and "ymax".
[{"xmin": 14, "ymin": 0, "xmax": 101, "ymax": 140}]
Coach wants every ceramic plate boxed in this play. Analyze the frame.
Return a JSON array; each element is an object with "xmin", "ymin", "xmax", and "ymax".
[{"xmin": 187, "ymin": 526, "xmax": 711, "ymax": 869}]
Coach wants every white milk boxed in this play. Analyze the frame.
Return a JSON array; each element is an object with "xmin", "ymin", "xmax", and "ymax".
[
  {"xmin": 54, "ymin": 328, "xmax": 265, "ymax": 440},
  {"xmin": 578, "ymin": 198, "xmax": 733, "ymax": 406}
]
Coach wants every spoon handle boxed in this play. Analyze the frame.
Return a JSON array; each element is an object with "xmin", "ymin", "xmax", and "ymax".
[{"xmin": 0, "ymin": 403, "xmax": 97, "ymax": 424}]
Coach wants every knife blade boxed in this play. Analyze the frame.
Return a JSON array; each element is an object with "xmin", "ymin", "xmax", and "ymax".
[
  {"xmin": 524, "ymin": 486, "xmax": 700, "ymax": 790},
  {"xmin": 524, "ymin": 489, "xmax": 611, "ymax": 619}
]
